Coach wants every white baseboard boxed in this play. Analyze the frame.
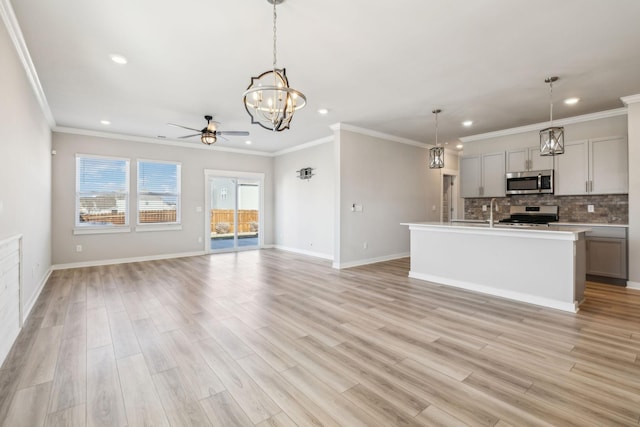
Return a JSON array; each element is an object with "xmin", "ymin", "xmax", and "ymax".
[
  {"xmin": 333, "ymin": 252, "xmax": 409, "ymax": 270},
  {"xmin": 21, "ymin": 267, "xmax": 52, "ymax": 324},
  {"xmin": 273, "ymin": 245, "xmax": 333, "ymax": 261},
  {"xmin": 627, "ymin": 280, "xmax": 640, "ymax": 290},
  {"xmin": 408, "ymin": 271, "xmax": 579, "ymax": 313},
  {"xmin": 51, "ymin": 251, "xmax": 206, "ymax": 270}
]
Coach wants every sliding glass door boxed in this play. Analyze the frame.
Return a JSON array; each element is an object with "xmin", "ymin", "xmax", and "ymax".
[{"xmin": 206, "ymin": 171, "xmax": 262, "ymax": 253}]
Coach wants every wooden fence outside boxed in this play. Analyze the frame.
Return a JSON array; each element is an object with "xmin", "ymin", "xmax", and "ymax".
[
  {"xmin": 79, "ymin": 210, "xmax": 176, "ymax": 225},
  {"xmin": 211, "ymin": 209, "xmax": 259, "ymax": 234},
  {"xmin": 79, "ymin": 209, "xmax": 258, "ymax": 234}
]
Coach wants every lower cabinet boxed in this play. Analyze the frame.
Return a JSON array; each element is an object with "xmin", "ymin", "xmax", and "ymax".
[{"xmin": 585, "ymin": 227, "xmax": 627, "ymax": 280}]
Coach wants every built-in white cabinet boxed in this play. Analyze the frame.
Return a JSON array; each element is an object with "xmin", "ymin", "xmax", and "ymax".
[
  {"xmin": 0, "ymin": 236, "xmax": 21, "ymax": 366},
  {"xmin": 506, "ymin": 146, "xmax": 554, "ymax": 172},
  {"xmin": 460, "ymin": 152, "xmax": 505, "ymax": 198},
  {"xmin": 555, "ymin": 136, "xmax": 628, "ymax": 195}
]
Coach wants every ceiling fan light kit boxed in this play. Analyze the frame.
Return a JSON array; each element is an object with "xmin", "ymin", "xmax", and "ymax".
[
  {"xmin": 429, "ymin": 109, "xmax": 445, "ymax": 169},
  {"xmin": 243, "ymin": 0, "xmax": 307, "ymax": 132},
  {"xmin": 168, "ymin": 115, "xmax": 249, "ymax": 146},
  {"xmin": 539, "ymin": 76, "xmax": 565, "ymax": 156}
]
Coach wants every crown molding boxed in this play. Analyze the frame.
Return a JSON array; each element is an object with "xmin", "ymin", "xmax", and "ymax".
[
  {"xmin": 0, "ymin": 0, "xmax": 55, "ymax": 127},
  {"xmin": 331, "ymin": 122, "xmax": 428, "ymax": 149},
  {"xmin": 460, "ymin": 107, "xmax": 628, "ymax": 143},
  {"xmin": 53, "ymin": 127, "xmax": 275, "ymax": 157},
  {"xmin": 273, "ymin": 135, "xmax": 334, "ymax": 156},
  {"xmin": 621, "ymin": 94, "xmax": 640, "ymax": 105}
]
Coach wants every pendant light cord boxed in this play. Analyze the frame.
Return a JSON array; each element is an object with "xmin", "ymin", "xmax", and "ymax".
[
  {"xmin": 549, "ymin": 79, "xmax": 554, "ymax": 125},
  {"xmin": 272, "ymin": 0, "xmax": 277, "ymax": 72},
  {"xmin": 435, "ymin": 111, "xmax": 439, "ymax": 147}
]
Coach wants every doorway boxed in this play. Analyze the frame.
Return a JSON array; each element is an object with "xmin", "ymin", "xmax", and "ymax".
[
  {"xmin": 205, "ymin": 170, "xmax": 264, "ymax": 253},
  {"xmin": 441, "ymin": 170, "xmax": 458, "ymax": 222}
]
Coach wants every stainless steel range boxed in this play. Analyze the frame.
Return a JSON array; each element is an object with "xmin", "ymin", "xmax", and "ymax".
[{"xmin": 498, "ymin": 205, "xmax": 559, "ymax": 226}]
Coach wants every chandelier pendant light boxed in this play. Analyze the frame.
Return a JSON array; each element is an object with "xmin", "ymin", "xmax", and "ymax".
[
  {"xmin": 539, "ymin": 76, "xmax": 564, "ymax": 156},
  {"xmin": 243, "ymin": 0, "xmax": 307, "ymax": 132},
  {"xmin": 429, "ymin": 109, "xmax": 445, "ymax": 169}
]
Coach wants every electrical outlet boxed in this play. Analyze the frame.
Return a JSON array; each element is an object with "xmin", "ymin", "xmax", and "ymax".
[
  {"xmin": 482, "ymin": 205, "xmax": 487, "ymax": 212},
  {"xmin": 587, "ymin": 204, "xmax": 595, "ymax": 213},
  {"xmin": 197, "ymin": 236, "xmax": 203, "ymax": 243},
  {"xmin": 76, "ymin": 244, "xmax": 83, "ymax": 252}
]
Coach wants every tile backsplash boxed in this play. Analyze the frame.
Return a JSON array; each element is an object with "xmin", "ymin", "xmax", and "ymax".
[{"xmin": 464, "ymin": 194, "xmax": 628, "ymax": 224}]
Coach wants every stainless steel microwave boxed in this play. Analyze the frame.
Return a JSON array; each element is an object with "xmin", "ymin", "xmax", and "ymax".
[{"xmin": 505, "ymin": 170, "xmax": 554, "ymax": 195}]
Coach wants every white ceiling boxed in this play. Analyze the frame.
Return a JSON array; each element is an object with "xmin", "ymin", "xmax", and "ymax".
[{"xmin": 8, "ymin": 0, "xmax": 640, "ymax": 153}]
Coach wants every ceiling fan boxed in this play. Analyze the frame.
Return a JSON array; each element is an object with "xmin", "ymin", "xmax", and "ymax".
[{"xmin": 168, "ymin": 115, "xmax": 249, "ymax": 145}]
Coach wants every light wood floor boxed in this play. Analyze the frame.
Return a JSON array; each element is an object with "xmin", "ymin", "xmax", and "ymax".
[{"xmin": 2, "ymin": 250, "xmax": 640, "ymax": 426}]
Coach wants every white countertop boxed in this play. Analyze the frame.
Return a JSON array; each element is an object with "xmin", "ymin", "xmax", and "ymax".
[
  {"xmin": 555, "ymin": 222, "xmax": 628, "ymax": 228},
  {"xmin": 402, "ymin": 221, "xmax": 591, "ymax": 241},
  {"xmin": 453, "ymin": 219, "xmax": 628, "ymax": 228}
]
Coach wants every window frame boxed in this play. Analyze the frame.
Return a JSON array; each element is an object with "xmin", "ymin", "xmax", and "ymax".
[
  {"xmin": 74, "ymin": 153, "xmax": 131, "ymax": 234},
  {"xmin": 135, "ymin": 159, "xmax": 182, "ymax": 231}
]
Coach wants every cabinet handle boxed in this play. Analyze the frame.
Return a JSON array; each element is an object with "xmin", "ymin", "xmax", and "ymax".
[
  {"xmin": 479, "ymin": 186, "xmax": 483, "ymax": 196},
  {"xmin": 586, "ymin": 181, "xmax": 589, "ymax": 193},
  {"xmin": 590, "ymin": 181, "xmax": 594, "ymax": 192}
]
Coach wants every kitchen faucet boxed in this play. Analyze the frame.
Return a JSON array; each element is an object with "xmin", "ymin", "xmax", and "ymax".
[{"xmin": 489, "ymin": 198, "xmax": 496, "ymax": 228}]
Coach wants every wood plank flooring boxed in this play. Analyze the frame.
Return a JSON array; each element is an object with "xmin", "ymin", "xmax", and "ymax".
[{"xmin": 2, "ymin": 249, "xmax": 640, "ymax": 426}]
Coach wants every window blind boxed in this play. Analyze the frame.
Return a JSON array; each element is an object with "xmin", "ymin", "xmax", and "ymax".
[
  {"xmin": 137, "ymin": 160, "xmax": 181, "ymax": 224},
  {"xmin": 76, "ymin": 155, "xmax": 130, "ymax": 227}
]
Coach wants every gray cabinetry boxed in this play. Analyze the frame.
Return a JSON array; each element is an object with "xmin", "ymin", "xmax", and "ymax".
[
  {"xmin": 585, "ymin": 227, "xmax": 627, "ymax": 280},
  {"xmin": 555, "ymin": 137, "xmax": 628, "ymax": 195},
  {"xmin": 460, "ymin": 152, "xmax": 505, "ymax": 198},
  {"xmin": 506, "ymin": 146, "xmax": 553, "ymax": 172}
]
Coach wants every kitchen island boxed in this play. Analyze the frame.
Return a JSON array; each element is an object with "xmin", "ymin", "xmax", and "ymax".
[{"xmin": 402, "ymin": 222, "xmax": 590, "ymax": 312}]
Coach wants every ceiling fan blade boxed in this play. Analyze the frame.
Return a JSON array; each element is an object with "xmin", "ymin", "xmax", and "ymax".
[
  {"xmin": 168, "ymin": 123, "xmax": 201, "ymax": 132},
  {"xmin": 217, "ymin": 131, "xmax": 250, "ymax": 136},
  {"xmin": 217, "ymin": 134, "xmax": 229, "ymax": 142},
  {"xmin": 178, "ymin": 133, "xmax": 201, "ymax": 139}
]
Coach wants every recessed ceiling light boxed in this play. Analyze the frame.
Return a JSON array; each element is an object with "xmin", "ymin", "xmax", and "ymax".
[
  {"xmin": 100, "ymin": 120, "xmax": 111, "ymax": 125},
  {"xmin": 456, "ymin": 143, "xmax": 464, "ymax": 150},
  {"xmin": 564, "ymin": 97, "xmax": 580, "ymax": 105},
  {"xmin": 462, "ymin": 120, "xmax": 473, "ymax": 127},
  {"xmin": 317, "ymin": 108, "xmax": 329, "ymax": 115},
  {"xmin": 109, "ymin": 54, "xmax": 127, "ymax": 65},
  {"xmin": 245, "ymin": 140, "xmax": 252, "ymax": 145}
]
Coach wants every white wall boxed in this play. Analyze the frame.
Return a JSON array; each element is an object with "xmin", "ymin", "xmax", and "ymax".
[
  {"xmin": 52, "ymin": 132, "xmax": 274, "ymax": 265},
  {"xmin": 0, "ymin": 17, "xmax": 52, "ymax": 315},
  {"xmin": 273, "ymin": 141, "xmax": 334, "ymax": 259},
  {"xmin": 625, "ymin": 98, "xmax": 640, "ymax": 288},
  {"xmin": 335, "ymin": 128, "xmax": 442, "ymax": 268}
]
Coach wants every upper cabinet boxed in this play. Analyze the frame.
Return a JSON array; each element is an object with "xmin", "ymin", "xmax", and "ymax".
[
  {"xmin": 555, "ymin": 136, "xmax": 628, "ymax": 195},
  {"xmin": 460, "ymin": 152, "xmax": 505, "ymax": 198},
  {"xmin": 506, "ymin": 146, "xmax": 554, "ymax": 172}
]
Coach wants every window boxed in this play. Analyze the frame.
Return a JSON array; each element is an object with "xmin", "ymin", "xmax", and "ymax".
[
  {"xmin": 76, "ymin": 154, "xmax": 130, "ymax": 228},
  {"xmin": 137, "ymin": 160, "xmax": 181, "ymax": 225}
]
